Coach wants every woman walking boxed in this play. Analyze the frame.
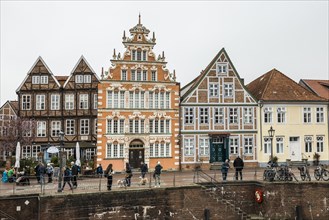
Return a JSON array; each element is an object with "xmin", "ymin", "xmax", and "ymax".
[{"xmin": 104, "ymin": 164, "xmax": 114, "ymax": 190}]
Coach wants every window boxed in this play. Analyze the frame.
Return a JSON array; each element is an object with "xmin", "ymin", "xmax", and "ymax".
[
  {"xmin": 32, "ymin": 145, "xmax": 41, "ymax": 160},
  {"xmin": 22, "ymin": 121, "xmax": 33, "ymax": 137},
  {"xmin": 277, "ymin": 107, "xmax": 286, "ymax": 123},
  {"xmin": 37, "ymin": 121, "xmax": 46, "ymax": 137},
  {"xmin": 243, "ymin": 107, "xmax": 253, "ymax": 124},
  {"xmin": 64, "ymin": 148, "xmax": 74, "ymax": 159},
  {"xmin": 132, "ymin": 50, "xmax": 136, "ymax": 60},
  {"xmin": 316, "ymin": 136, "xmax": 324, "ymax": 152},
  {"xmin": 137, "ymin": 69, "xmax": 142, "ymax": 81},
  {"xmin": 229, "ymin": 108, "xmax": 238, "ymax": 124},
  {"xmin": 149, "ymin": 92, "xmax": 153, "ymax": 108},
  {"xmin": 51, "ymin": 94, "xmax": 60, "ymax": 110},
  {"xmin": 303, "ymin": 107, "xmax": 311, "ymax": 123},
  {"xmin": 184, "ymin": 138, "xmax": 194, "ymax": 156},
  {"xmin": 217, "ymin": 63, "xmax": 228, "ymax": 75},
  {"xmin": 40, "ymin": 76, "xmax": 48, "ymax": 84},
  {"xmin": 94, "ymin": 119, "xmax": 97, "ymax": 135},
  {"xmin": 276, "ymin": 137, "xmax": 284, "ymax": 154},
  {"xmin": 142, "ymin": 70, "xmax": 147, "ymax": 81},
  {"xmin": 149, "ymin": 142, "xmax": 170, "ymax": 157},
  {"xmin": 264, "ymin": 137, "xmax": 271, "ymax": 154},
  {"xmin": 142, "ymin": 51, "xmax": 147, "ymax": 61},
  {"xmin": 137, "ymin": 50, "xmax": 142, "ymax": 61},
  {"xmin": 199, "ymin": 108, "xmax": 208, "ymax": 124},
  {"xmin": 131, "ymin": 70, "xmax": 136, "ymax": 81},
  {"xmin": 22, "ymin": 95, "xmax": 31, "ymax": 110},
  {"xmin": 160, "ymin": 93, "xmax": 164, "ymax": 109},
  {"xmin": 107, "ymin": 119, "xmax": 125, "ymax": 134},
  {"xmin": 51, "ymin": 121, "xmax": 61, "ymax": 137},
  {"xmin": 36, "ymin": 95, "xmax": 45, "ymax": 110},
  {"xmin": 264, "ymin": 107, "xmax": 272, "ymax": 123},
  {"xmin": 107, "ymin": 143, "xmax": 124, "ymax": 158},
  {"xmin": 79, "ymin": 94, "xmax": 88, "ymax": 109},
  {"xmin": 155, "ymin": 93, "xmax": 159, "ymax": 108},
  {"xmin": 94, "ymin": 94, "xmax": 97, "ymax": 109},
  {"xmin": 209, "ymin": 84, "xmax": 218, "ymax": 97},
  {"xmin": 32, "ymin": 76, "xmax": 40, "ymax": 84},
  {"xmin": 121, "ymin": 70, "xmax": 127, "ymax": 80},
  {"xmin": 22, "ymin": 146, "xmax": 31, "ymax": 158},
  {"xmin": 80, "ymin": 119, "xmax": 89, "ymax": 135},
  {"xmin": 244, "ymin": 137, "xmax": 253, "ymax": 154},
  {"xmin": 224, "ymin": 84, "xmax": 233, "ymax": 97},
  {"xmin": 85, "ymin": 148, "xmax": 96, "ymax": 160},
  {"xmin": 199, "ymin": 138, "xmax": 209, "ymax": 156},
  {"xmin": 84, "ymin": 75, "xmax": 91, "ymax": 83},
  {"xmin": 316, "ymin": 107, "xmax": 324, "ymax": 123},
  {"xmin": 214, "ymin": 107, "xmax": 224, "ymax": 124},
  {"xmin": 165, "ymin": 119, "xmax": 170, "ymax": 133},
  {"xmin": 114, "ymin": 92, "xmax": 119, "ymax": 108},
  {"xmin": 305, "ymin": 136, "xmax": 312, "ymax": 152},
  {"xmin": 229, "ymin": 137, "xmax": 239, "ymax": 154},
  {"xmin": 165, "ymin": 92, "xmax": 170, "ymax": 108},
  {"xmin": 151, "ymin": 71, "xmax": 157, "ymax": 81},
  {"xmin": 65, "ymin": 94, "xmax": 74, "ymax": 110},
  {"xmin": 66, "ymin": 119, "xmax": 75, "ymax": 135},
  {"xmin": 75, "ymin": 75, "xmax": 83, "ymax": 83}
]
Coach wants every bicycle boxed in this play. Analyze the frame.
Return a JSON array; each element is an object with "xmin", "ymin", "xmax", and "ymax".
[
  {"xmin": 298, "ymin": 165, "xmax": 311, "ymax": 181},
  {"xmin": 314, "ymin": 164, "xmax": 329, "ymax": 181},
  {"xmin": 276, "ymin": 165, "xmax": 298, "ymax": 182},
  {"xmin": 263, "ymin": 161, "xmax": 277, "ymax": 182}
]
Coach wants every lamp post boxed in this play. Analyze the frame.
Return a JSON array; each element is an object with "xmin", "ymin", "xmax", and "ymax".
[
  {"xmin": 268, "ymin": 126, "xmax": 275, "ymax": 162},
  {"xmin": 57, "ymin": 130, "xmax": 64, "ymax": 192}
]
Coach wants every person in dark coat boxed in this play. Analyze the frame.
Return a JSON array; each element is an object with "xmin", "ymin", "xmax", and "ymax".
[
  {"xmin": 96, "ymin": 164, "xmax": 103, "ymax": 178},
  {"xmin": 71, "ymin": 161, "xmax": 79, "ymax": 188},
  {"xmin": 125, "ymin": 163, "xmax": 132, "ymax": 187},
  {"xmin": 221, "ymin": 159, "xmax": 230, "ymax": 181},
  {"xmin": 104, "ymin": 164, "xmax": 113, "ymax": 190},
  {"xmin": 62, "ymin": 166, "xmax": 73, "ymax": 190},
  {"xmin": 140, "ymin": 162, "xmax": 148, "ymax": 178},
  {"xmin": 154, "ymin": 161, "xmax": 163, "ymax": 187},
  {"xmin": 38, "ymin": 162, "xmax": 46, "ymax": 184},
  {"xmin": 34, "ymin": 163, "xmax": 40, "ymax": 183},
  {"xmin": 233, "ymin": 156, "xmax": 244, "ymax": 180}
]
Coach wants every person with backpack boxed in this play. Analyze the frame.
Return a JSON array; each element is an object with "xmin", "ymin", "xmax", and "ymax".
[
  {"xmin": 61, "ymin": 166, "xmax": 73, "ymax": 190},
  {"xmin": 221, "ymin": 159, "xmax": 230, "ymax": 181},
  {"xmin": 96, "ymin": 164, "xmax": 103, "ymax": 178},
  {"xmin": 104, "ymin": 163, "xmax": 114, "ymax": 190},
  {"xmin": 154, "ymin": 161, "xmax": 163, "ymax": 187}
]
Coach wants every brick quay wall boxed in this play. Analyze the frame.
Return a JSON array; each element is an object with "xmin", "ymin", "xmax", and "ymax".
[{"xmin": 0, "ymin": 182, "xmax": 328, "ymax": 220}]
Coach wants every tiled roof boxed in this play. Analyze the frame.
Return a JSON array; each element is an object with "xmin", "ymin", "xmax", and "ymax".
[
  {"xmin": 9, "ymin": 101, "xmax": 19, "ymax": 113},
  {"xmin": 299, "ymin": 79, "xmax": 329, "ymax": 100},
  {"xmin": 247, "ymin": 69, "xmax": 327, "ymax": 102},
  {"xmin": 55, "ymin": 76, "xmax": 69, "ymax": 86}
]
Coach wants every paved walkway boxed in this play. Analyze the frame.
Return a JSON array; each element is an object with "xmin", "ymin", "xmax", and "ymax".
[{"xmin": 0, "ymin": 166, "xmax": 323, "ymax": 197}]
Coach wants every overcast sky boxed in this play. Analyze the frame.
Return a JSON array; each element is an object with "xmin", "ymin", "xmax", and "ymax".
[{"xmin": 1, "ymin": 1, "xmax": 328, "ymax": 106}]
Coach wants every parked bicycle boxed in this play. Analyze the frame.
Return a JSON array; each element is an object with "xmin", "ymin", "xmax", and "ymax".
[
  {"xmin": 314, "ymin": 164, "xmax": 329, "ymax": 181},
  {"xmin": 263, "ymin": 161, "xmax": 278, "ymax": 182},
  {"xmin": 276, "ymin": 165, "xmax": 298, "ymax": 182},
  {"xmin": 298, "ymin": 164, "xmax": 311, "ymax": 181}
]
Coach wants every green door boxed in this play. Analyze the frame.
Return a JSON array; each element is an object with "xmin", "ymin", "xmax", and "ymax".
[{"xmin": 210, "ymin": 137, "xmax": 228, "ymax": 162}]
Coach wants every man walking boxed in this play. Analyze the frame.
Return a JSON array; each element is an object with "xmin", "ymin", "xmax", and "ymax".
[
  {"xmin": 154, "ymin": 161, "xmax": 163, "ymax": 187},
  {"xmin": 71, "ymin": 161, "xmax": 79, "ymax": 188},
  {"xmin": 233, "ymin": 156, "xmax": 244, "ymax": 180}
]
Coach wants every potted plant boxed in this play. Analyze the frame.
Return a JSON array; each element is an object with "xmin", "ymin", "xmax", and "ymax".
[{"xmin": 313, "ymin": 153, "xmax": 320, "ymax": 166}]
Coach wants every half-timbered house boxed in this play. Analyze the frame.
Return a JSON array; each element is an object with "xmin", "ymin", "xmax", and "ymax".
[
  {"xmin": 97, "ymin": 16, "xmax": 180, "ymax": 171},
  {"xmin": 180, "ymin": 48, "xmax": 258, "ymax": 169},
  {"xmin": 16, "ymin": 56, "xmax": 99, "ymax": 164}
]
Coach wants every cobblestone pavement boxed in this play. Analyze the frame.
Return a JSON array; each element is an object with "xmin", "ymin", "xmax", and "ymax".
[{"xmin": 0, "ymin": 166, "xmax": 323, "ymax": 196}]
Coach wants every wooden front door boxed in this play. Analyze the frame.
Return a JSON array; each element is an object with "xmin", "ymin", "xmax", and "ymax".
[
  {"xmin": 129, "ymin": 140, "xmax": 144, "ymax": 169},
  {"xmin": 210, "ymin": 137, "xmax": 227, "ymax": 163}
]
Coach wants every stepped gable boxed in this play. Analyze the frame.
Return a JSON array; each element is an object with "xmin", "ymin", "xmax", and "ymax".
[{"xmin": 247, "ymin": 68, "xmax": 327, "ymax": 101}]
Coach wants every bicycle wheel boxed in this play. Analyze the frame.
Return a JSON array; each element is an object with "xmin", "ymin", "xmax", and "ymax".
[
  {"xmin": 322, "ymin": 170, "xmax": 329, "ymax": 181},
  {"xmin": 314, "ymin": 169, "xmax": 321, "ymax": 181},
  {"xmin": 300, "ymin": 171, "xmax": 306, "ymax": 181}
]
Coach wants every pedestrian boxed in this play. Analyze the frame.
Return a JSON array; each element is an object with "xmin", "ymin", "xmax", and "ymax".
[
  {"xmin": 154, "ymin": 161, "xmax": 163, "ymax": 187},
  {"xmin": 34, "ymin": 162, "xmax": 40, "ymax": 183},
  {"xmin": 104, "ymin": 163, "xmax": 114, "ymax": 190},
  {"xmin": 46, "ymin": 163, "xmax": 54, "ymax": 183},
  {"xmin": 71, "ymin": 161, "xmax": 79, "ymax": 188},
  {"xmin": 233, "ymin": 156, "xmax": 244, "ymax": 180},
  {"xmin": 221, "ymin": 159, "xmax": 230, "ymax": 181},
  {"xmin": 1, "ymin": 169, "xmax": 8, "ymax": 183},
  {"xmin": 38, "ymin": 162, "xmax": 46, "ymax": 184},
  {"xmin": 125, "ymin": 163, "xmax": 132, "ymax": 187},
  {"xmin": 140, "ymin": 162, "xmax": 148, "ymax": 178},
  {"xmin": 96, "ymin": 164, "xmax": 103, "ymax": 178},
  {"xmin": 62, "ymin": 166, "xmax": 73, "ymax": 190}
]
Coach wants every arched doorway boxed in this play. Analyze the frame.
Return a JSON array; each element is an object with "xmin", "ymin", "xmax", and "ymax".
[{"xmin": 129, "ymin": 139, "xmax": 144, "ymax": 169}]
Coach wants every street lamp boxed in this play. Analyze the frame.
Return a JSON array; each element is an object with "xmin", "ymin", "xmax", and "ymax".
[
  {"xmin": 57, "ymin": 130, "xmax": 64, "ymax": 192},
  {"xmin": 268, "ymin": 126, "xmax": 275, "ymax": 162}
]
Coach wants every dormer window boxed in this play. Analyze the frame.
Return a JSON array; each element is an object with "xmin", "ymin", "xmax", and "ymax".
[
  {"xmin": 32, "ymin": 75, "xmax": 48, "ymax": 84},
  {"xmin": 75, "ymin": 74, "xmax": 91, "ymax": 83},
  {"xmin": 217, "ymin": 63, "xmax": 228, "ymax": 76}
]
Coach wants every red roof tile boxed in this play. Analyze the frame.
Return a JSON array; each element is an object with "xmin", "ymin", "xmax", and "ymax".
[{"xmin": 299, "ymin": 79, "xmax": 329, "ymax": 100}]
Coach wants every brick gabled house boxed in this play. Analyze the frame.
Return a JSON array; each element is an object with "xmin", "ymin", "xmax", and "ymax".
[
  {"xmin": 247, "ymin": 69, "xmax": 328, "ymax": 166},
  {"xmin": 97, "ymin": 16, "xmax": 180, "ymax": 171}
]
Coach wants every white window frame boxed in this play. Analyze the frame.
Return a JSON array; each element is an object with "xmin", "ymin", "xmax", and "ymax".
[
  {"xmin": 121, "ymin": 69, "xmax": 127, "ymax": 80},
  {"xmin": 106, "ymin": 143, "xmax": 124, "ymax": 158},
  {"xmin": 32, "ymin": 76, "xmax": 40, "ymax": 84},
  {"xmin": 264, "ymin": 137, "xmax": 271, "ymax": 154},
  {"xmin": 66, "ymin": 119, "xmax": 75, "ymax": 135},
  {"xmin": 184, "ymin": 138, "xmax": 195, "ymax": 156},
  {"xmin": 40, "ymin": 76, "xmax": 48, "ymax": 84},
  {"xmin": 51, "ymin": 121, "xmax": 61, "ymax": 137},
  {"xmin": 276, "ymin": 137, "xmax": 284, "ymax": 154},
  {"xmin": 36, "ymin": 95, "xmax": 45, "ymax": 110},
  {"xmin": 224, "ymin": 83, "xmax": 233, "ymax": 97},
  {"xmin": 75, "ymin": 75, "xmax": 84, "ymax": 83},
  {"xmin": 316, "ymin": 136, "xmax": 324, "ymax": 152},
  {"xmin": 79, "ymin": 94, "xmax": 88, "ymax": 109},
  {"xmin": 31, "ymin": 145, "xmax": 41, "ymax": 160},
  {"xmin": 209, "ymin": 84, "xmax": 218, "ymax": 97},
  {"xmin": 199, "ymin": 107, "xmax": 208, "ymax": 124},
  {"xmin": 214, "ymin": 107, "xmax": 224, "ymax": 124},
  {"xmin": 316, "ymin": 107, "xmax": 324, "ymax": 123},
  {"xmin": 93, "ymin": 94, "xmax": 97, "ymax": 109},
  {"xmin": 277, "ymin": 107, "xmax": 286, "ymax": 123},
  {"xmin": 303, "ymin": 107, "xmax": 312, "ymax": 123},
  {"xmin": 22, "ymin": 95, "xmax": 31, "ymax": 110},
  {"xmin": 264, "ymin": 107, "xmax": 273, "ymax": 124},
  {"xmin": 37, "ymin": 121, "xmax": 46, "ymax": 137},
  {"xmin": 151, "ymin": 71, "xmax": 157, "ymax": 81},
  {"xmin": 51, "ymin": 94, "xmax": 60, "ymax": 110},
  {"xmin": 305, "ymin": 136, "xmax": 313, "ymax": 152},
  {"xmin": 243, "ymin": 107, "xmax": 253, "ymax": 124},
  {"xmin": 244, "ymin": 137, "xmax": 253, "ymax": 154},
  {"xmin": 217, "ymin": 63, "xmax": 228, "ymax": 75},
  {"xmin": 230, "ymin": 137, "xmax": 239, "ymax": 155},
  {"xmin": 65, "ymin": 94, "xmax": 74, "ymax": 110},
  {"xmin": 80, "ymin": 119, "xmax": 89, "ymax": 135},
  {"xmin": 199, "ymin": 138, "xmax": 209, "ymax": 156},
  {"xmin": 84, "ymin": 75, "xmax": 91, "ymax": 83},
  {"xmin": 229, "ymin": 108, "xmax": 238, "ymax": 124}
]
